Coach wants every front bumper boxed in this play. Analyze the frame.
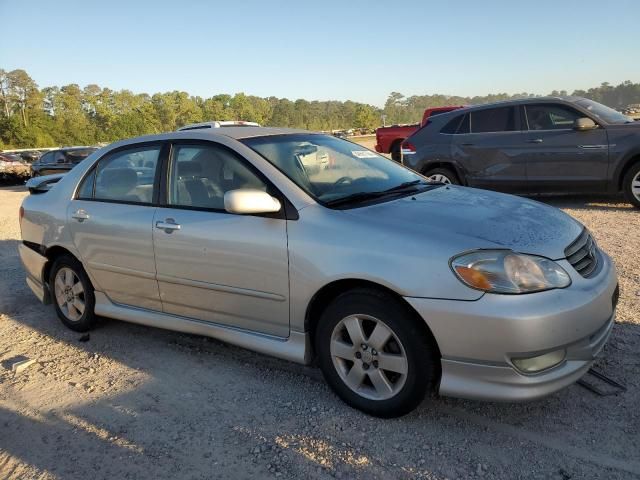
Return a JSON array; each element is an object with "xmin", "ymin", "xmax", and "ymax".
[{"xmin": 406, "ymin": 250, "xmax": 618, "ymax": 401}]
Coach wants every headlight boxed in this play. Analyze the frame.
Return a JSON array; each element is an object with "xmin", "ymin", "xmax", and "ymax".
[{"xmin": 451, "ymin": 250, "xmax": 571, "ymax": 294}]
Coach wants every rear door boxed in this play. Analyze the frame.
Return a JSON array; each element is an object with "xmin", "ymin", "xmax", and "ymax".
[
  {"xmin": 67, "ymin": 143, "xmax": 164, "ymax": 311},
  {"xmin": 522, "ymin": 103, "xmax": 609, "ymax": 193},
  {"xmin": 450, "ymin": 106, "xmax": 527, "ymax": 192},
  {"xmin": 152, "ymin": 141, "xmax": 290, "ymax": 337}
]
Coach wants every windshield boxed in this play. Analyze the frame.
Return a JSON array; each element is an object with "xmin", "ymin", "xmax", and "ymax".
[
  {"xmin": 241, "ymin": 134, "xmax": 429, "ymax": 205},
  {"xmin": 575, "ymin": 98, "xmax": 634, "ymax": 124}
]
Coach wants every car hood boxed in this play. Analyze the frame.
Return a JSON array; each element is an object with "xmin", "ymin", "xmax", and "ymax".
[{"xmin": 343, "ymin": 186, "xmax": 583, "ymax": 260}]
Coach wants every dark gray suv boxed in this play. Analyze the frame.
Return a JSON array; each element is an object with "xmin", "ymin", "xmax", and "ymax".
[{"xmin": 401, "ymin": 97, "xmax": 640, "ymax": 208}]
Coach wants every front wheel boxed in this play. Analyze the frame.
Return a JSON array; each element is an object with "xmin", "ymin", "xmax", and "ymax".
[
  {"xmin": 623, "ymin": 162, "xmax": 640, "ymax": 208},
  {"xmin": 50, "ymin": 255, "xmax": 97, "ymax": 332},
  {"xmin": 315, "ymin": 289, "xmax": 440, "ymax": 417}
]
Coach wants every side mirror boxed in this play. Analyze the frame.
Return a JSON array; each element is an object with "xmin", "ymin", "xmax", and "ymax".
[
  {"xmin": 573, "ymin": 117, "xmax": 597, "ymax": 131},
  {"xmin": 224, "ymin": 189, "xmax": 281, "ymax": 215}
]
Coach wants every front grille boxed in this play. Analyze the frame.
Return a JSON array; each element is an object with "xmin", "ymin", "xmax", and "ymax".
[{"xmin": 565, "ymin": 229, "xmax": 598, "ymax": 278}]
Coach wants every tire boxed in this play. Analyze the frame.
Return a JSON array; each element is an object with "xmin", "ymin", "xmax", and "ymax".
[
  {"xmin": 623, "ymin": 162, "xmax": 640, "ymax": 209},
  {"xmin": 423, "ymin": 167, "xmax": 459, "ymax": 185},
  {"xmin": 390, "ymin": 142, "xmax": 402, "ymax": 162},
  {"xmin": 49, "ymin": 254, "xmax": 97, "ymax": 332},
  {"xmin": 315, "ymin": 288, "xmax": 440, "ymax": 418}
]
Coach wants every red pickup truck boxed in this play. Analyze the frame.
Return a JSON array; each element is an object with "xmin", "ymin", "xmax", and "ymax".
[{"xmin": 375, "ymin": 106, "xmax": 464, "ymax": 161}]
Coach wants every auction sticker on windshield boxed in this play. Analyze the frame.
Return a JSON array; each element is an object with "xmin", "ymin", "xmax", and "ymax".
[{"xmin": 352, "ymin": 150, "xmax": 378, "ymax": 159}]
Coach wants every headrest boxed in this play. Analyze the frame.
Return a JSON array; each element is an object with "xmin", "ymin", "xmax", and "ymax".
[
  {"xmin": 178, "ymin": 160, "xmax": 202, "ymax": 177},
  {"xmin": 100, "ymin": 167, "xmax": 137, "ymax": 189}
]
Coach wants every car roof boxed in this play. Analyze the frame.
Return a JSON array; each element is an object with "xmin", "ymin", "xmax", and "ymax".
[
  {"xmin": 453, "ymin": 96, "xmax": 585, "ymax": 112},
  {"xmin": 103, "ymin": 127, "xmax": 320, "ymax": 151}
]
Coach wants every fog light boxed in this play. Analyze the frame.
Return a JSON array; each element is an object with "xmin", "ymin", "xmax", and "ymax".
[{"xmin": 512, "ymin": 349, "xmax": 566, "ymax": 374}]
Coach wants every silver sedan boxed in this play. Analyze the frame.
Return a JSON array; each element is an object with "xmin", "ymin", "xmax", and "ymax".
[{"xmin": 19, "ymin": 127, "xmax": 618, "ymax": 417}]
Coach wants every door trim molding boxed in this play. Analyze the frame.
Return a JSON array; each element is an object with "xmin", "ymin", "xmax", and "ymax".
[
  {"xmin": 88, "ymin": 261, "xmax": 156, "ymax": 280},
  {"xmin": 156, "ymin": 273, "xmax": 286, "ymax": 302}
]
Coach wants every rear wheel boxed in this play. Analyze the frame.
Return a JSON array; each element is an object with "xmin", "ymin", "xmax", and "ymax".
[
  {"xmin": 623, "ymin": 162, "xmax": 640, "ymax": 208},
  {"xmin": 423, "ymin": 167, "xmax": 459, "ymax": 185},
  {"xmin": 315, "ymin": 288, "xmax": 440, "ymax": 417},
  {"xmin": 50, "ymin": 255, "xmax": 96, "ymax": 332}
]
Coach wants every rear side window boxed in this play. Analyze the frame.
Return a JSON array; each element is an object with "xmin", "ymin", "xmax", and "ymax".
[
  {"xmin": 80, "ymin": 145, "xmax": 161, "ymax": 204},
  {"xmin": 458, "ymin": 114, "xmax": 470, "ymax": 134},
  {"xmin": 471, "ymin": 107, "xmax": 516, "ymax": 133},
  {"xmin": 77, "ymin": 169, "xmax": 96, "ymax": 199},
  {"xmin": 38, "ymin": 152, "xmax": 54, "ymax": 164},
  {"xmin": 441, "ymin": 115, "xmax": 463, "ymax": 134}
]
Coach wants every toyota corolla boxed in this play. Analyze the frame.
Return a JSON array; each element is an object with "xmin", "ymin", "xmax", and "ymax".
[{"xmin": 19, "ymin": 127, "xmax": 618, "ymax": 417}]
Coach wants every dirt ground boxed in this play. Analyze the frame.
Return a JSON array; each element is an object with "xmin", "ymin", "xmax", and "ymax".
[{"xmin": 0, "ymin": 184, "xmax": 639, "ymax": 480}]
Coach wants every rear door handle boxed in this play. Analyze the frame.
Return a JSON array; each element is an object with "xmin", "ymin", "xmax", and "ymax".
[
  {"xmin": 461, "ymin": 143, "xmax": 475, "ymax": 146},
  {"xmin": 72, "ymin": 209, "xmax": 90, "ymax": 222},
  {"xmin": 527, "ymin": 138, "xmax": 543, "ymax": 144},
  {"xmin": 155, "ymin": 219, "xmax": 181, "ymax": 233}
]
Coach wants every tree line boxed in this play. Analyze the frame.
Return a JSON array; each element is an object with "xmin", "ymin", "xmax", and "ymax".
[{"xmin": 1, "ymin": 68, "xmax": 639, "ymax": 149}]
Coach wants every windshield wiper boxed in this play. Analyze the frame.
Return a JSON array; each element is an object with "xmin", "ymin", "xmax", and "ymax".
[
  {"xmin": 324, "ymin": 191, "xmax": 390, "ymax": 207},
  {"xmin": 324, "ymin": 181, "xmax": 437, "ymax": 207},
  {"xmin": 382, "ymin": 179, "xmax": 429, "ymax": 193}
]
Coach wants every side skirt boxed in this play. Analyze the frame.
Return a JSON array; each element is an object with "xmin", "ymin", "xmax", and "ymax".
[{"xmin": 93, "ymin": 292, "xmax": 311, "ymax": 365}]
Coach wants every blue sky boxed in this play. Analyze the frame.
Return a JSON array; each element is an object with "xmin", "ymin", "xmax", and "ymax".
[{"xmin": 1, "ymin": 0, "xmax": 639, "ymax": 107}]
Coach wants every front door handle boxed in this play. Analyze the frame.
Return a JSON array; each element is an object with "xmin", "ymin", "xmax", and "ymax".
[
  {"xmin": 72, "ymin": 209, "xmax": 90, "ymax": 222},
  {"xmin": 155, "ymin": 219, "xmax": 181, "ymax": 233},
  {"xmin": 527, "ymin": 138, "xmax": 543, "ymax": 144}
]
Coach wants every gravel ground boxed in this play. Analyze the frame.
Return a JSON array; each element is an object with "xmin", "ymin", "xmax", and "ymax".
[{"xmin": 0, "ymin": 185, "xmax": 638, "ymax": 480}]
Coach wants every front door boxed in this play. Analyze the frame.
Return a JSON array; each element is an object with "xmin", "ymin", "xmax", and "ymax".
[
  {"xmin": 68, "ymin": 143, "xmax": 164, "ymax": 310},
  {"xmin": 152, "ymin": 142, "xmax": 290, "ymax": 337},
  {"xmin": 522, "ymin": 103, "xmax": 609, "ymax": 193}
]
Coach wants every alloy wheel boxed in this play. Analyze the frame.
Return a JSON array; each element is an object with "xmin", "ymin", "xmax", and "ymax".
[
  {"xmin": 54, "ymin": 267, "xmax": 86, "ymax": 322},
  {"xmin": 428, "ymin": 173, "xmax": 451, "ymax": 184},
  {"xmin": 632, "ymin": 171, "xmax": 640, "ymax": 202},
  {"xmin": 330, "ymin": 314, "xmax": 408, "ymax": 401}
]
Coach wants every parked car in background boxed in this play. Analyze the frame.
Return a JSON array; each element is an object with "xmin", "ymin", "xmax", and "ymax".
[
  {"xmin": 376, "ymin": 106, "xmax": 464, "ymax": 161},
  {"xmin": 30, "ymin": 147, "xmax": 98, "ymax": 177},
  {"xmin": 402, "ymin": 96, "xmax": 640, "ymax": 208},
  {"xmin": 19, "ymin": 150, "xmax": 43, "ymax": 162},
  {"xmin": 20, "ymin": 127, "xmax": 618, "ymax": 417},
  {"xmin": 0, "ymin": 152, "xmax": 24, "ymax": 164}
]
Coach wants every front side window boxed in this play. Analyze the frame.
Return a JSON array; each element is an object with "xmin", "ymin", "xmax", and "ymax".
[
  {"xmin": 168, "ymin": 144, "xmax": 269, "ymax": 210},
  {"xmin": 470, "ymin": 107, "xmax": 516, "ymax": 133},
  {"xmin": 90, "ymin": 145, "xmax": 160, "ymax": 203},
  {"xmin": 242, "ymin": 134, "xmax": 430, "ymax": 205},
  {"xmin": 525, "ymin": 104, "xmax": 582, "ymax": 130}
]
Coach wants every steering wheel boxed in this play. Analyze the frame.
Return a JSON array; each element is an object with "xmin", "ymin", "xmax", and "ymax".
[{"xmin": 333, "ymin": 176, "xmax": 354, "ymax": 187}]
